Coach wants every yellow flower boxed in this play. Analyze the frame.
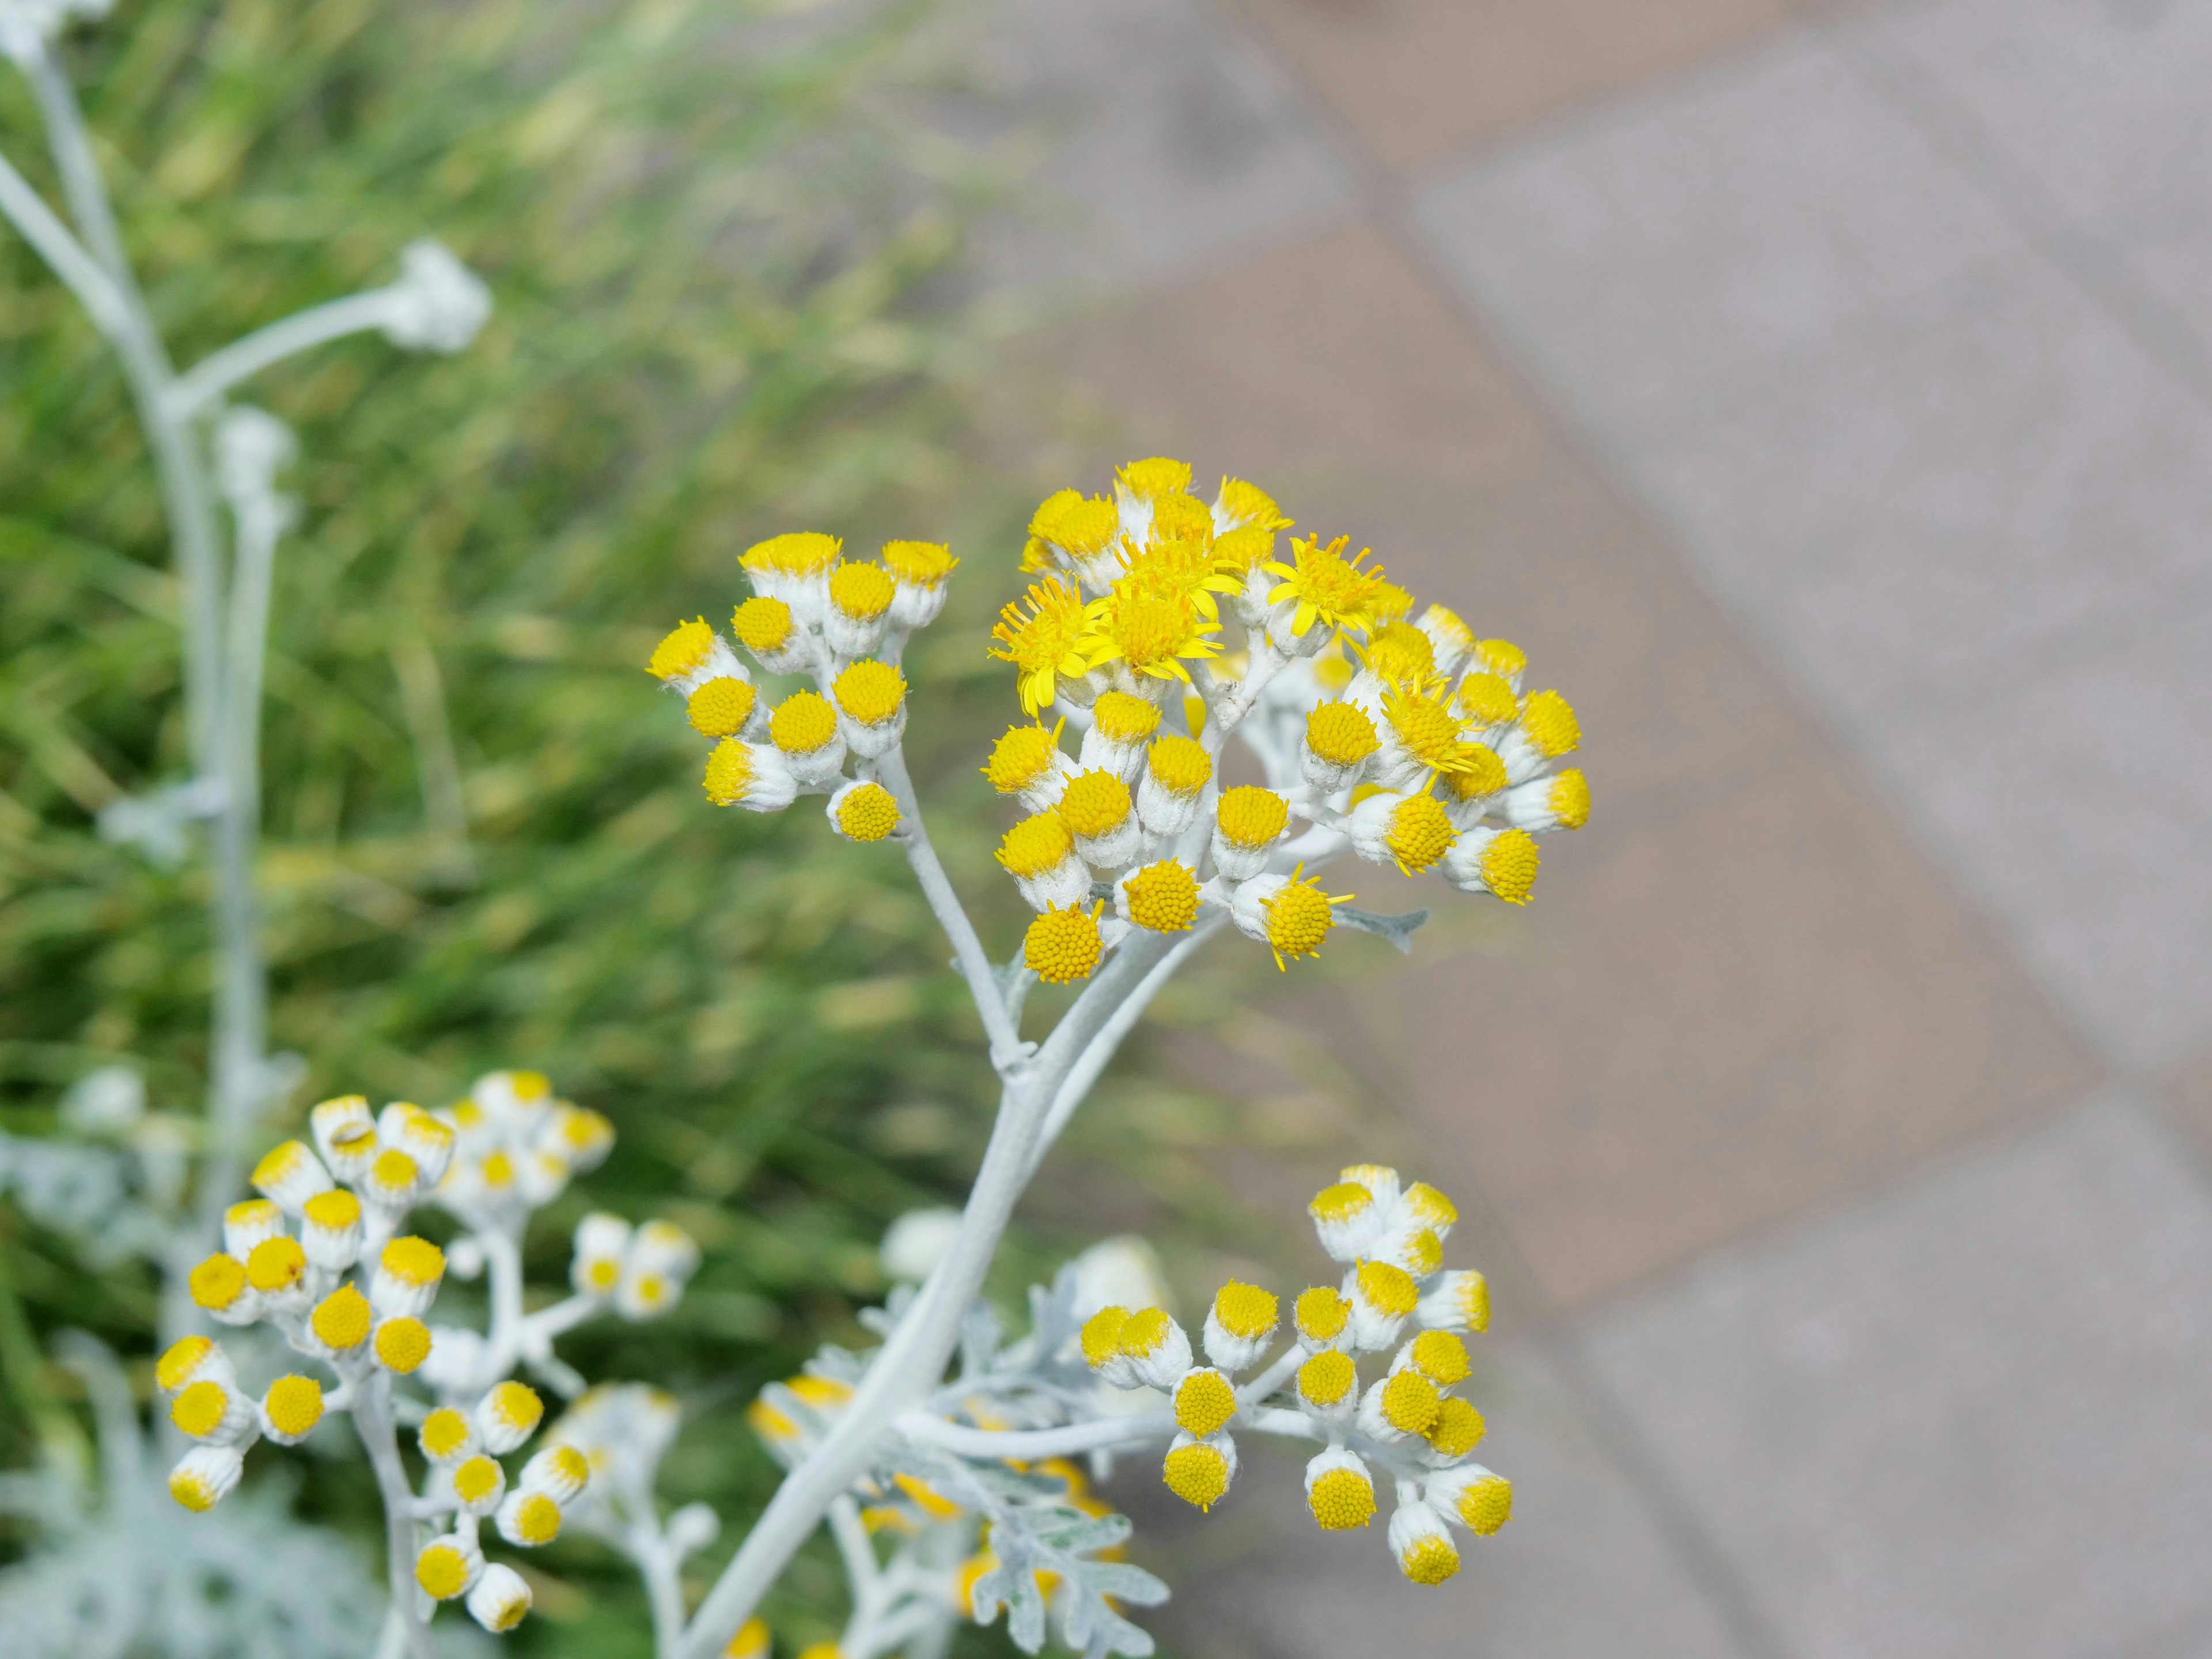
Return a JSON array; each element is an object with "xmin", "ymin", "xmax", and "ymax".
[
  {"xmin": 988, "ymin": 577, "xmax": 1092, "ymax": 713},
  {"xmin": 1081, "ymin": 570, "xmax": 1222, "ymax": 685},
  {"xmin": 1264, "ymin": 535, "xmax": 1390, "ymax": 641}
]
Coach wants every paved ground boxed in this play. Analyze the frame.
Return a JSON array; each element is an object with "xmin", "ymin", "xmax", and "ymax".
[{"xmin": 985, "ymin": 1, "xmax": 2212, "ymax": 1655}]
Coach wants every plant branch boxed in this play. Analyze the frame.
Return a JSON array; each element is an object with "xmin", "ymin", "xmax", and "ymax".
[
  {"xmin": 164, "ymin": 289, "xmax": 399, "ymax": 418},
  {"xmin": 895, "ymin": 1410, "xmax": 1175, "ymax": 1460}
]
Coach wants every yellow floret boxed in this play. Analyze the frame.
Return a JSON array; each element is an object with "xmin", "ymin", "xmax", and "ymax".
[
  {"xmin": 882, "ymin": 540, "xmax": 957, "ymax": 586},
  {"xmin": 1440, "ymin": 745, "xmax": 1509, "ymax": 804},
  {"xmin": 420, "ymin": 1407, "xmax": 472, "ymax": 1460},
  {"xmin": 415, "ymin": 1541, "xmax": 473, "ymax": 1600},
  {"xmin": 369, "ymin": 1147, "xmax": 419, "ymax": 1193},
  {"xmin": 1361, "ymin": 622, "xmax": 1434, "ymax": 687},
  {"xmin": 156, "ymin": 1336, "xmax": 216, "ymax": 1393},
  {"xmin": 1380, "ymin": 1369, "xmax": 1441, "ymax": 1435},
  {"xmin": 245, "ymin": 1236, "xmax": 306, "ymax": 1293},
  {"xmin": 892, "ymin": 1471, "xmax": 963, "ymax": 1520},
  {"xmin": 1427, "ymin": 1397, "xmax": 1487, "ymax": 1458},
  {"xmin": 302, "ymin": 1187, "xmax": 361, "ymax": 1231},
  {"xmin": 1213, "ymin": 1281, "xmax": 1278, "ymax": 1340},
  {"xmin": 1308, "ymin": 1181, "xmax": 1371, "ymax": 1226},
  {"xmin": 1384, "ymin": 793, "xmax": 1457, "ymax": 873},
  {"xmin": 1548, "ymin": 768, "xmax": 1591, "ymax": 828},
  {"xmin": 828, "ymin": 561, "xmax": 895, "ymax": 620},
  {"xmin": 1356, "ymin": 1260, "xmax": 1419, "ymax": 1319},
  {"xmin": 1216, "ymin": 785, "xmax": 1288, "ymax": 850},
  {"xmin": 1520, "ymin": 688, "xmax": 1578, "ymax": 757},
  {"xmin": 1024, "ymin": 904, "xmax": 1104, "ymax": 985},
  {"xmin": 997, "ymin": 813, "xmax": 1075, "ymax": 880},
  {"xmin": 1480, "ymin": 828, "xmax": 1541, "ymax": 905},
  {"xmin": 1473, "ymin": 637, "xmax": 1526, "ymax": 679},
  {"xmin": 732, "ymin": 596, "xmax": 794, "ymax": 653},
  {"xmin": 188, "ymin": 1255, "xmax": 247, "ymax": 1311},
  {"xmin": 1452, "ymin": 1272, "xmax": 1492, "ymax": 1332},
  {"xmin": 983, "ymin": 722, "xmax": 1063, "ymax": 793},
  {"xmin": 741, "ymin": 531, "xmax": 840, "ymax": 577},
  {"xmin": 452, "ymin": 1455, "xmax": 502, "ymax": 1505},
  {"xmin": 688, "ymin": 676, "xmax": 759, "ymax": 738},
  {"xmin": 1308, "ymin": 1467, "xmax": 1376, "ymax": 1531},
  {"xmin": 1146, "ymin": 734, "xmax": 1212, "ymax": 797},
  {"xmin": 1410, "ymin": 1330, "xmax": 1471, "ymax": 1386},
  {"xmin": 508, "ymin": 1493, "xmax": 562, "ymax": 1545},
  {"xmin": 264, "ymin": 1374, "xmax": 324, "ymax": 1439},
  {"xmin": 1297, "ymin": 1350, "xmax": 1356, "ymax": 1407},
  {"xmin": 487, "ymin": 1380, "xmax": 544, "ymax": 1434},
  {"xmin": 1213, "ymin": 524, "xmax": 1275, "ymax": 571},
  {"xmin": 725, "ymin": 1618, "xmax": 773, "ymax": 1659},
  {"xmin": 649, "ymin": 618, "xmax": 713, "ymax": 680},
  {"xmin": 376, "ymin": 1317, "xmax": 432, "ymax": 1373},
  {"xmin": 250, "ymin": 1141, "xmax": 315, "ymax": 1193},
  {"xmin": 382, "ymin": 1235, "xmax": 445, "ymax": 1287},
  {"xmin": 172, "ymin": 1381, "xmax": 229, "ymax": 1438},
  {"xmin": 1262, "ymin": 874, "xmax": 1346, "ymax": 969},
  {"xmin": 1057, "ymin": 770, "xmax": 1132, "ymax": 838},
  {"xmin": 1150, "ymin": 493, "xmax": 1213, "ymax": 543},
  {"xmin": 312, "ymin": 1285, "xmax": 372, "ymax": 1351},
  {"xmin": 1402, "ymin": 1535, "xmax": 1460, "ymax": 1585},
  {"xmin": 169, "ymin": 1463, "xmax": 224, "ymax": 1512},
  {"xmin": 1161, "ymin": 1442, "xmax": 1229, "ymax": 1511},
  {"xmin": 1457, "ymin": 1473, "xmax": 1513, "ymax": 1535},
  {"xmin": 1118, "ymin": 456, "xmax": 1192, "ymax": 499},
  {"xmin": 1217, "ymin": 476, "xmax": 1290, "ymax": 532},
  {"xmin": 1295, "ymin": 1285, "xmax": 1350, "ymax": 1343},
  {"xmin": 1119, "ymin": 1307, "xmax": 1173, "ymax": 1359},
  {"xmin": 832, "ymin": 659, "xmax": 906, "ymax": 726},
  {"xmin": 704, "ymin": 738, "xmax": 756, "ymax": 806},
  {"xmin": 1080, "ymin": 1306, "xmax": 1129, "ymax": 1369},
  {"xmin": 1091, "ymin": 691, "xmax": 1161, "ymax": 745},
  {"xmin": 1306, "ymin": 700, "xmax": 1379, "ymax": 766},
  {"xmin": 770, "ymin": 690, "xmax": 838, "ymax": 755},
  {"xmin": 1121, "ymin": 860, "xmax": 1200, "ymax": 931},
  {"xmin": 1173, "ymin": 1370, "xmax": 1238, "ymax": 1438},
  {"xmin": 834, "ymin": 782, "xmax": 902, "ymax": 843},
  {"xmin": 1456, "ymin": 671, "xmax": 1520, "ymax": 728}
]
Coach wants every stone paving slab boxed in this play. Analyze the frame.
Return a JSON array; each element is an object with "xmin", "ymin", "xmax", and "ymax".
[
  {"xmin": 1235, "ymin": 0, "xmax": 1792, "ymax": 172},
  {"xmin": 1585, "ymin": 1097, "xmax": 2212, "ymax": 1659}
]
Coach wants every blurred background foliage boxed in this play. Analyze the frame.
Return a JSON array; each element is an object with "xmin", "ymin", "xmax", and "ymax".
[{"xmin": 0, "ymin": 0, "xmax": 1067, "ymax": 1646}]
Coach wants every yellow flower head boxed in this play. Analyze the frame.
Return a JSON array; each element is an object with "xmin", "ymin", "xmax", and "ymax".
[
  {"xmin": 1215, "ymin": 476, "xmax": 1292, "ymax": 533},
  {"xmin": 1117, "ymin": 456, "xmax": 1192, "ymax": 499},
  {"xmin": 740, "ymin": 531, "xmax": 840, "ymax": 581},
  {"xmin": 1359, "ymin": 621, "xmax": 1434, "ymax": 688},
  {"xmin": 828, "ymin": 561, "xmax": 895, "ymax": 622},
  {"xmin": 832, "ymin": 782, "xmax": 901, "ymax": 843},
  {"xmin": 983, "ymin": 722, "xmax": 1066, "ymax": 795},
  {"xmin": 1383, "ymin": 793, "xmax": 1457, "ymax": 873},
  {"xmin": 832, "ymin": 660, "xmax": 906, "ymax": 726},
  {"xmin": 882, "ymin": 540, "xmax": 957, "ymax": 588},
  {"xmin": 1082, "ymin": 571, "xmax": 1222, "ymax": 683},
  {"xmin": 1161, "ymin": 1440, "xmax": 1230, "ymax": 1511},
  {"xmin": 732, "ymin": 596, "xmax": 795, "ymax": 656},
  {"xmin": 1056, "ymin": 770, "xmax": 1133, "ymax": 840},
  {"xmin": 1090, "ymin": 691, "xmax": 1162, "ymax": 745},
  {"xmin": 770, "ymin": 690, "xmax": 839, "ymax": 756},
  {"xmin": 1305, "ymin": 700, "xmax": 1379, "ymax": 767},
  {"xmin": 1260, "ymin": 870, "xmax": 1350, "ymax": 970},
  {"xmin": 1024, "ymin": 903, "xmax": 1104, "ymax": 985},
  {"xmin": 1216, "ymin": 786, "xmax": 1289, "ymax": 851},
  {"xmin": 1148, "ymin": 493, "xmax": 1214, "ymax": 545},
  {"xmin": 649, "ymin": 618, "xmax": 714, "ymax": 681},
  {"xmin": 989, "ymin": 577, "xmax": 1092, "ymax": 714},
  {"xmin": 1265, "ymin": 535, "xmax": 1389, "ymax": 641},
  {"xmin": 1146, "ymin": 734, "xmax": 1212, "ymax": 798},
  {"xmin": 1120, "ymin": 859, "xmax": 1200, "ymax": 932},
  {"xmin": 687, "ymin": 677, "xmax": 757, "ymax": 738},
  {"xmin": 1383, "ymin": 684, "xmax": 1494, "ymax": 780},
  {"xmin": 995, "ymin": 813, "xmax": 1075, "ymax": 880}
]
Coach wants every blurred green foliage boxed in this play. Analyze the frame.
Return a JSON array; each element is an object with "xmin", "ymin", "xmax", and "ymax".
[{"xmin": 0, "ymin": 0, "xmax": 1058, "ymax": 1646}]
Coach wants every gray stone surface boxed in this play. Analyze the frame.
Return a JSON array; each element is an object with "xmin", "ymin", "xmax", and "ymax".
[
  {"xmin": 1415, "ymin": 33, "xmax": 2029, "ymax": 444},
  {"xmin": 974, "ymin": 0, "xmax": 1350, "ymax": 293},
  {"xmin": 1586, "ymin": 1099, "xmax": 2212, "ymax": 1659},
  {"xmin": 1128, "ymin": 1339, "xmax": 1754, "ymax": 1659}
]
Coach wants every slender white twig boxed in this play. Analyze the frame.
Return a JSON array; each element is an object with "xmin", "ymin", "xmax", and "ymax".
[
  {"xmin": 895, "ymin": 1410, "xmax": 1176, "ymax": 1461},
  {"xmin": 352, "ymin": 1376, "xmax": 439, "ymax": 1659},
  {"xmin": 0, "ymin": 143, "xmax": 128, "ymax": 331},
  {"xmin": 164, "ymin": 289, "xmax": 397, "ymax": 418}
]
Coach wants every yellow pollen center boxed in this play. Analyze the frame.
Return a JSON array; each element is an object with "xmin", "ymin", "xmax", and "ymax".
[
  {"xmin": 1384, "ymin": 794, "xmax": 1457, "ymax": 873},
  {"xmin": 1214, "ymin": 524, "xmax": 1274, "ymax": 570},
  {"xmin": 1119, "ymin": 456, "xmax": 1192, "ymax": 499},
  {"xmin": 483, "ymin": 1150, "xmax": 515, "ymax": 1186},
  {"xmin": 1474, "ymin": 638, "xmax": 1526, "ymax": 680},
  {"xmin": 1149, "ymin": 492, "xmax": 1212, "ymax": 541},
  {"xmin": 1308, "ymin": 1183, "xmax": 1371, "ymax": 1225},
  {"xmin": 1057, "ymin": 770, "xmax": 1132, "ymax": 839},
  {"xmin": 421, "ymin": 1408, "xmax": 472, "ymax": 1460},
  {"xmin": 770, "ymin": 691, "xmax": 838, "ymax": 755},
  {"xmin": 984, "ymin": 723, "xmax": 1062, "ymax": 793},
  {"xmin": 1080, "ymin": 1306, "xmax": 1129, "ymax": 1368},
  {"xmin": 703, "ymin": 738, "xmax": 756, "ymax": 805},
  {"xmin": 1041, "ymin": 497, "xmax": 1118, "ymax": 555},
  {"xmin": 882, "ymin": 540, "xmax": 956, "ymax": 586},
  {"xmin": 415, "ymin": 1543, "xmax": 471, "ymax": 1600},
  {"xmin": 1107, "ymin": 589, "xmax": 1191, "ymax": 670},
  {"xmin": 649, "ymin": 618, "xmax": 713, "ymax": 680},
  {"xmin": 1388, "ymin": 692, "xmax": 1475, "ymax": 769},
  {"xmin": 1442, "ymin": 745, "xmax": 1509, "ymax": 802},
  {"xmin": 156, "ymin": 1336, "xmax": 214, "ymax": 1393},
  {"xmin": 1458, "ymin": 1474, "xmax": 1513, "ymax": 1534},
  {"xmin": 587, "ymin": 1258, "xmax": 620, "ymax": 1290},
  {"xmin": 1306, "ymin": 700, "xmax": 1378, "ymax": 766},
  {"xmin": 834, "ymin": 783, "xmax": 902, "ymax": 842},
  {"xmin": 1428, "ymin": 1397, "xmax": 1487, "ymax": 1458},
  {"xmin": 1549, "ymin": 768, "xmax": 1592, "ymax": 828},
  {"xmin": 1213, "ymin": 1281, "xmax": 1278, "ymax": 1340},
  {"xmin": 1122, "ymin": 860, "xmax": 1200, "ymax": 931},
  {"xmin": 1456, "ymin": 672, "xmax": 1518, "ymax": 728},
  {"xmin": 1216, "ymin": 786, "xmax": 1288, "ymax": 850},
  {"xmin": 744, "ymin": 531, "xmax": 840, "ymax": 577},
  {"xmin": 997, "ymin": 813, "xmax": 1075, "ymax": 880},
  {"xmin": 249, "ymin": 1141, "xmax": 310, "ymax": 1191},
  {"xmin": 302, "ymin": 1188, "xmax": 361, "ymax": 1232},
  {"xmin": 1363, "ymin": 622, "xmax": 1434, "ymax": 685},
  {"xmin": 1146, "ymin": 734, "xmax": 1212, "ymax": 797},
  {"xmin": 227, "ymin": 1198, "xmax": 279, "ymax": 1234},
  {"xmin": 1023, "ymin": 904, "xmax": 1104, "ymax": 985},
  {"xmin": 1295, "ymin": 1285, "xmax": 1350, "ymax": 1342},
  {"xmin": 1263, "ymin": 879, "xmax": 1338, "ymax": 964},
  {"xmin": 264, "ymin": 1374, "xmax": 324, "ymax": 1438},
  {"xmin": 1119, "ymin": 1307, "xmax": 1171, "ymax": 1359},
  {"xmin": 1399, "ymin": 1228, "xmax": 1445, "ymax": 1277},
  {"xmin": 1161, "ymin": 1442, "xmax": 1229, "ymax": 1511},
  {"xmin": 833, "ymin": 660, "xmax": 906, "ymax": 726},
  {"xmin": 370, "ymin": 1147, "xmax": 419, "ymax": 1192},
  {"xmin": 1308, "ymin": 1467, "xmax": 1376, "ymax": 1530},
  {"xmin": 1380, "ymin": 1369, "xmax": 1441, "ymax": 1434},
  {"xmin": 1520, "ymin": 689, "xmax": 1580, "ymax": 757},
  {"xmin": 331, "ymin": 1124, "xmax": 375, "ymax": 1161},
  {"xmin": 688, "ymin": 676, "xmax": 758, "ymax": 738},
  {"xmin": 1297, "ymin": 1350, "xmax": 1356, "ymax": 1407},
  {"xmin": 453, "ymin": 1455, "xmax": 502, "ymax": 1503},
  {"xmin": 172, "ymin": 1381, "xmax": 229, "ymax": 1438},
  {"xmin": 510, "ymin": 1493, "xmax": 562, "ymax": 1544},
  {"xmin": 1173, "ymin": 1370, "xmax": 1238, "ymax": 1437},
  {"xmin": 1092, "ymin": 691, "xmax": 1162, "ymax": 743},
  {"xmin": 489, "ymin": 1381, "xmax": 544, "ymax": 1434},
  {"xmin": 382, "ymin": 1235, "xmax": 446, "ymax": 1287},
  {"xmin": 1357, "ymin": 1261, "xmax": 1419, "ymax": 1319},
  {"xmin": 376, "ymin": 1317, "xmax": 431, "ymax": 1373},
  {"xmin": 169, "ymin": 1465, "xmax": 221, "ymax": 1512},
  {"xmin": 1421, "ymin": 603, "xmax": 1474, "ymax": 654},
  {"xmin": 1481, "ymin": 828, "xmax": 1541, "ymax": 905},
  {"xmin": 245, "ymin": 1236, "xmax": 306, "ymax": 1293},
  {"xmin": 1411, "ymin": 1330, "xmax": 1471, "ymax": 1386},
  {"xmin": 1402, "ymin": 1181, "xmax": 1457, "ymax": 1226},
  {"xmin": 312, "ymin": 1285, "xmax": 373, "ymax": 1350},
  {"xmin": 1455, "ymin": 1272, "xmax": 1493, "ymax": 1332},
  {"xmin": 727, "ymin": 1619, "xmax": 774, "ymax": 1659},
  {"xmin": 829, "ymin": 561, "xmax": 895, "ymax": 620},
  {"xmin": 1403, "ymin": 1535, "xmax": 1460, "ymax": 1585},
  {"xmin": 732, "ymin": 596, "xmax": 794, "ymax": 653}
]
